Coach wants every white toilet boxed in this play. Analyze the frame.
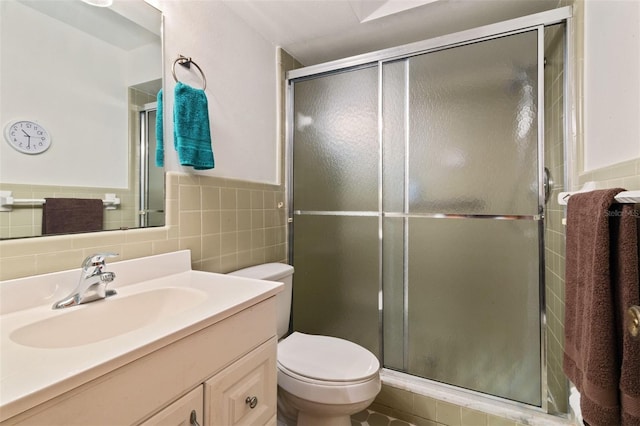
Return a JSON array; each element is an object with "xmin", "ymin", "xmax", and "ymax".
[{"xmin": 229, "ymin": 263, "xmax": 381, "ymax": 426}]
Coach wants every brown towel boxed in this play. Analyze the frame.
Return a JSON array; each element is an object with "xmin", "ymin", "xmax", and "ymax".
[
  {"xmin": 42, "ymin": 198, "xmax": 103, "ymax": 236},
  {"xmin": 564, "ymin": 189, "xmax": 640, "ymax": 426},
  {"xmin": 612, "ymin": 205, "xmax": 640, "ymax": 425},
  {"xmin": 564, "ymin": 189, "xmax": 623, "ymax": 425}
]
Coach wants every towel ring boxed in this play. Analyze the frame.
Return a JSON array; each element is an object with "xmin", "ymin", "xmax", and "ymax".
[{"xmin": 172, "ymin": 55, "xmax": 207, "ymax": 90}]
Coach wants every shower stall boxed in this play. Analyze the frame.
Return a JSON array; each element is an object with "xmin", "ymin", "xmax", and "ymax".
[
  {"xmin": 139, "ymin": 103, "xmax": 164, "ymax": 228},
  {"xmin": 288, "ymin": 8, "xmax": 571, "ymax": 416}
]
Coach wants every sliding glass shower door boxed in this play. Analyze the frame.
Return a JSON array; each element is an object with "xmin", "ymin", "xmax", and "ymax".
[
  {"xmin": 139, "ymin": 106, "xmax": 164, "ymax": 228},
  {"xmin": 290, "ymin": 28, "xmax": 544, "ymax": 406},
  {"xmin": 383, "ymin": 30, "xmax": 542, "ymax": 406},
  {"xmin": 291, "ymin": 67, "xmax": 381, "ymax": 357}
]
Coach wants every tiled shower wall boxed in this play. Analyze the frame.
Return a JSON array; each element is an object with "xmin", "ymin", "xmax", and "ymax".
[
  {"xmin": 544, "ymin": 24, "xmax": 568, "ymax": 415},
  {"xmin": 576, "ymin": 159, "xmax": 640, "ymax": 192}
]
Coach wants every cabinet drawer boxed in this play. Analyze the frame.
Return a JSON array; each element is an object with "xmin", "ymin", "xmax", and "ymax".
[
  {"xmin": 204, "ymin": 338, "xmax": 277, "ymax": 426},
  {"xmin": 141, "ymin": 386, "xmax": 203, "ymax": 426}
]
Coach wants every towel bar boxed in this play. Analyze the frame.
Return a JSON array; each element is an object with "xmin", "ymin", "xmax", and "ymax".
[
  {"xmin": 0, "ymin": 191, "xmax": 120, "ymax": 212},
  {"xmin": 558, "ymin": 182, "xmax": 640, "ymax": 205}
]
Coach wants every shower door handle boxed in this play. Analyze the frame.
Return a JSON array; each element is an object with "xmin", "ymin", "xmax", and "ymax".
[{"xmin": 543, "ymin": 167, "xmax": 553, "ymax": 204}]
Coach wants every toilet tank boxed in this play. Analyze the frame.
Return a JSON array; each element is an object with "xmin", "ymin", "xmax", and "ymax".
[{"xmin": 228, "ymin": 263, "xmax": 294, "ymax": 339}]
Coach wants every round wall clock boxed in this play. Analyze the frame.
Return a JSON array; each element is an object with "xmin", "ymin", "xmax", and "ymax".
[{"xmin": 4, "ymin": 120, "xmax": 52, "ymax": 154}]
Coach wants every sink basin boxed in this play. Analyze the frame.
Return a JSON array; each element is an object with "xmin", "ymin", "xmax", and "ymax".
[
  {"xmin": 10, "ymin": 287, "xmax": 208, "ymax": 348},
  {"xmin": 0, "ymin": 250, "xmax": 283, "ymax": 422}
]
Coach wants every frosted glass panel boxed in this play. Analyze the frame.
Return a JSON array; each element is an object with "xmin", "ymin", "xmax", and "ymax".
[
  {"xmin": 382, "ymin": 217, "xmax": 405, "ymax": 369},
  {"xmin": 292, "ymin": 215, "xmax": 380, "ymax": 357},
  {"xmin": 407, "ymin": 31, "xmax": 539, "ymax": 215},
  {"xmin": 146, "ymin": 110, "xmax": 164, "ymax": 227},
  {"xmin": 291, "ymin": 27, "xmax": 546, "ymax": 409},
  {"xmin": 293, "ymin": 67, "xmax": 378, "ymax": 212},
  {"xmin": 407, "ymin": 218, "xmax": 541, "ymax": 406},
  {"xmin": 382, "ymin": 60, "xmax": 407, "ymax": 213}
]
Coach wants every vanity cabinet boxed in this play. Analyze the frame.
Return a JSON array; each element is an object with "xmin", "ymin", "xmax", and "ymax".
[
  {"xmin": 141, "ymin": 338, "xmax": 277, "ymax": 426},
  {"xmin": 204, "ymin": 338, "xmax": 277, "ymax": 426},
  {"xmin": 1, "ymin": 299, "xmax": 278, "ymax": 426},
  {"xmin": 141, "ymin": 386, "xmax": 204, "ymax": 426}
]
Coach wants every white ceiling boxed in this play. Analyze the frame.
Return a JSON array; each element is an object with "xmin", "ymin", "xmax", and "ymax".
[{"xmin": 222, "ymin": 0, "xmax": 560, "ymax": 66}]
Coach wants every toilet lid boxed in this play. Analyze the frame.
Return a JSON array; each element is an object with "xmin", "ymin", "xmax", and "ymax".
[{"xmin": 277, "ymin": 332, "xmax": 380, "ymax": 382}]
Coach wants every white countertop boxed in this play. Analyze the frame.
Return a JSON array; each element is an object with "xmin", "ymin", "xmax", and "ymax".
[{"xmin": 0, "ymin": 251, "xmax": 282, "ymax": 422}]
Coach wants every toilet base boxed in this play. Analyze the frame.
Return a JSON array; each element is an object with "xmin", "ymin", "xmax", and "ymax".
[{"xmin": 277, "ymin": 387, "xmax": 374, "ymax": 426}]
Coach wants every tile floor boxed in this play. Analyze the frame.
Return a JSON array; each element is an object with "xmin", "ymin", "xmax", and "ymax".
[{"xmin": 352, "ymin": 409, "xmax": 417, "ymax": 426}]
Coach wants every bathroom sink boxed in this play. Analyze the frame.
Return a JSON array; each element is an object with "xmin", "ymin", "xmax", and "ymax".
[
  {"xmin": 0, "ymin": 250, "xmax": 283, "ymax": 421},
  {"xmin": 10, "ymin": 287, "xmax": 208, "ymax": 348}
]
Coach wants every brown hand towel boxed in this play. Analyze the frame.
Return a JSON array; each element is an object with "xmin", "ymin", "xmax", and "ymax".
[
  {"xmin": 612, "ymin": 205, "xmax": 640, "ymax": 426},
  {"xmin": 563, "ymin": 189, "xmax": 625, "ymax": 426},
  {"xmin": 42, "ymin": 198, "xmax": 104, "ymax": 236}
]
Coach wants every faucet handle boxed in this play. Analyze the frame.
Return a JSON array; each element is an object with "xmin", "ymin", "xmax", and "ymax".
[{"xmin": 82, "ymin": 252, "xmax": 119, "ymax": 269}]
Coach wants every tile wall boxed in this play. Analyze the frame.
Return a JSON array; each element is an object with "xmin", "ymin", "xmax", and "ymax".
[
  {"xmin": 0, "ymin": 172, "xmax": 287, "ymax": 281},
  {"xmin": 576, "ymin": 158, "xmax": 640, "ymax": 191},
  {"xmin": 372, "ymin": 386, "xmax": 537, "ymax": 426},
  {"xmin": 544, "ymin": 23, "xmax": 569, "ymax": 415},
  {"xmin": 0, "ymin": 182, "xmax": 137, "ymax": 239}
]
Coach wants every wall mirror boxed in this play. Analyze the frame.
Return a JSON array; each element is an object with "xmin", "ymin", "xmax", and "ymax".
[{"xmin": 0, "ymin": 0, "xmax": 163, "ymax": 240}]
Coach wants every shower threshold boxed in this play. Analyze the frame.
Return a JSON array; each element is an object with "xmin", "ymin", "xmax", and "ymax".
[{"xmin": 379, "ymin": 369, "xmax": 573, "ymax": 426}]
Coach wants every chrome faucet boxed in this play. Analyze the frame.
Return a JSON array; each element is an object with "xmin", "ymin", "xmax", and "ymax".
[{"xmin": 52, "ymin": 253, "xmax": 118, "ymax": 309}]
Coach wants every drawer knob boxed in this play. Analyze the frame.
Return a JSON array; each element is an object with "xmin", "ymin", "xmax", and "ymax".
[{"xmin": 245, "ymin": 396, "xmax": 258, "ymax": 409}]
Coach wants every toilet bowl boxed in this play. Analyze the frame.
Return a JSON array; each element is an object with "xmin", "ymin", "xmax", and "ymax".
[
  {"xmin": 277, "ymin": 332, "xmax": 380, "ymax": 426},
  {"xmin": 229, "ymin": 263, "xmax": 381, "ymax": 426}
]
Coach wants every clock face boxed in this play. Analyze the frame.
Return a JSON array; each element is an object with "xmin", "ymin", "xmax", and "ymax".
[{"xmin": 4, "ymin": 120, "xmax": 52, "ymax": 154}]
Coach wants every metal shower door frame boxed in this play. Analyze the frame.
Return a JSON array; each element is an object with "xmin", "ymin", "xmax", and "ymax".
[{"xmin": 286, "ymin": 6, "xmax": 573, "ymax": 413}]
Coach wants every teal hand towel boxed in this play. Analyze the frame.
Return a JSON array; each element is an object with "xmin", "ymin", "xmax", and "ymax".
[
  {"xmin": 155, "ymin": 88, "xmax": 164, "ymax": 167},
  {"xmin": 173, "ymin": 82, "xmax": 214, "ymax": 170}
]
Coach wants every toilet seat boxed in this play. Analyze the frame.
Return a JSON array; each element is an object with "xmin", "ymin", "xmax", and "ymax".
[{"xmin": 278, "ymin": 332, "xmax": 379, "ymax": 382}]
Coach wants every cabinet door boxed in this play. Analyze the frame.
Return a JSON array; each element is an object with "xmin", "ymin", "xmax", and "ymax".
[
  {"xmin": 204, "ymin": 338, "xmax": 277, "ymax": 426},
  {"xmin": 141, "ymin": 386, "xmax": 203, "ymax": 426}
]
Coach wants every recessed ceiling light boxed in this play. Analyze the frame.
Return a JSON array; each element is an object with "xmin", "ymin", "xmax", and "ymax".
[
  {"xmin": 352, "ymin": 0, "xmax": 440, "ymax": 23},
  {"xmin": 81, "ymin": 0, "xmax": 113, "ymax": 7}
]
